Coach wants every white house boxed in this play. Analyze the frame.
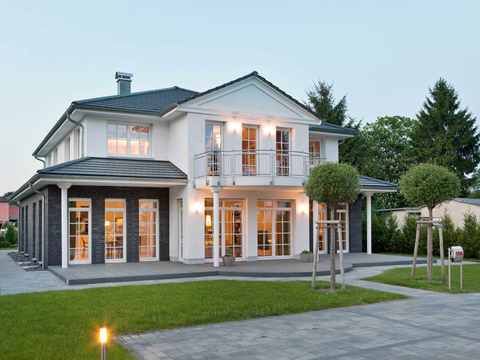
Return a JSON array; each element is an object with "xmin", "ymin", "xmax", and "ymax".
[{"xmin": 11, "ymin": 71, "xmax": 395, "ymax": 269}]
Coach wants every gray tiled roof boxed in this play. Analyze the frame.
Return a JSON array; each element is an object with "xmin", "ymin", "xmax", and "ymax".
[
  {"xmin": 73, "ymin": 86, "xmax": 198, "ymax": 114},
  {"xmin": 309, "ymin": 123, "xmax": 358, "ymax": 136},
  {"xmin": 38, "ymin": 157, "xmax": 187, "ymax": 180},
  {"xmin": 453, "ymin": 198, "xmax": 480, "ymax": 206},
  {"xmin": 360, "ymin": 176, "xmax": 396, "ymax": 190}
]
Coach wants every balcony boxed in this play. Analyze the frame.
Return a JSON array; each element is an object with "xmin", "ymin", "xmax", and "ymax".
[{"xmin": 193, "ymin": 150, "xmax": 325, "ymax": 188}]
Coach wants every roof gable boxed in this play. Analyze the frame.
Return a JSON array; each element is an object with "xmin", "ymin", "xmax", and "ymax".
[{"xmin": 179, "ymin": 72, "xmax": 320, "ymax": 122}]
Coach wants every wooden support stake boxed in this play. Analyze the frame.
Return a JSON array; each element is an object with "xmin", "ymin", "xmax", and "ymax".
[
  {"xmin": 311, "ymin": 223, "xmax": 319, "ymax": 289},
  {"xmin": 448, "ymin": 248, "xmax": 452, "ymax": 291},
  {"xmin": 337, "ymin": 223, "xmax": 345, "ymax": 290},
  {"xmin": 411, "ymin": 222, "xmax": 420, "ymax": 278},
  {"xmin": 460, "ymin": 262, "xmax": 464, "ymax": 290},
  {"xmin": 439, "ymin": 227, "xmax": 445, "ymax": 284}
]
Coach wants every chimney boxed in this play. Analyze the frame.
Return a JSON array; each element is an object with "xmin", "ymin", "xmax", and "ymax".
[{"xmin": 115, "ymin": 72, "xmax": 133, "ymax": 96}]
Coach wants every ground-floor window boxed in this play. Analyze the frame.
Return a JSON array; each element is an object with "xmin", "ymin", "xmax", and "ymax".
[
  {"xmin": 68, "ymin": 199, "xmax": 91, "ymax": 264},
  {"xmin": 204, "ymin": 199, "xmax": 244, "ymax": 258},
  {"xmin": 336, "ymin": 203, "xmax": 349, "ymax": 252},
  {"xmin": 257, "ymin": 200, "xmax": 293, "ymax": 257},
  {"xmin": 105, "ymin": 199, "xmax": 126, "ymax": 262},
  {"xmin": 139, "ymin": 199, "xmax": 158, "ymax": 261}
]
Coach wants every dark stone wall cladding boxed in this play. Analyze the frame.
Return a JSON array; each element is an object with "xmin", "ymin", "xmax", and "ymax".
[
  {"xmin": 44, "ymin": 186, "xmax": 170, "ymax": 265},
  {"xmin": 348, "ymin": 196, "xmax": 363, "ymax": 253},
  {"xmin": 18, "ymin": 191, "xmax": 46, "ymax": 262}
]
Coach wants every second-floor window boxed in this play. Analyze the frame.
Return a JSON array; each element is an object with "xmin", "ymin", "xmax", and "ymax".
[
  {"xmin": 205, "ymin": 122, "xmax": 223, "ymax": 175},
  {"xmin": 309, "ymin": 139, "xmax": 322, "ymax": 167},
  {"xmin": 107, "ymin": 123, "xmax": 151, "ymax": 157}
]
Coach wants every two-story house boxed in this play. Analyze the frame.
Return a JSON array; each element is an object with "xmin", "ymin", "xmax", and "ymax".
[{"xmin": 11, "ymin": 71, "xmax": 395, "ymax": 269}]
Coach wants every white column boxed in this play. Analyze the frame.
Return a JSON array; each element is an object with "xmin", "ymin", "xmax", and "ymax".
[
  {"xmin": 312, "ymin": 200, "xmax": 319, "ymax": 252},
  {"xmin": 212, "ymin": 186, "xmax": 220, "ymax": 267},
  {"xmin": 366, "ymin": 192, "xmax": 373, "ymax": 255},
  {"xmin": 59, "ymin": 183, "xmax": 71, "ymax": 268}
]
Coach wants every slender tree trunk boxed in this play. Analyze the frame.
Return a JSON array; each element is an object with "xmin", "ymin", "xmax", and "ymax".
[
  {"xmin": 427, "ymin": 207, "xmax": 433, "ymax": 282},
  {"xmin": 329, "ymin": 205, "xmax": 336, "ymax": 291}
]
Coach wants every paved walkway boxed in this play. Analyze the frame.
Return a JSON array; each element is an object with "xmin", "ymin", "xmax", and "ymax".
[
  {"xmin": 120, "ymin": 291, "xmax": 480, "ymax": 360},
  {"xmin": 119, "ymin": 272, "xmax": 480, "ymax": 360}
]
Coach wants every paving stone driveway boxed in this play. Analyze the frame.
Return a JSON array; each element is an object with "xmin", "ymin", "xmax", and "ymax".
[{"xmin": 120, "ymin": 287, "xmax": 480, "ymax": 360}]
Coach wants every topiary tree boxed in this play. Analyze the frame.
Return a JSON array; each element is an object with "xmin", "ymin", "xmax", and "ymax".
[
  {"xmin": 305, "ymin": 163, "xmax": 360, "ymax": 290},
  {"xmin": 400, "ymin": 163, "xmax": 460, "ymax": 282}
]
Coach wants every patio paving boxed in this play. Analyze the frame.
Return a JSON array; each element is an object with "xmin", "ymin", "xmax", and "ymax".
[
  {"xmin": 120, "ymin": 288, "xmax": 480, "ymax": 360},
  {"xmin": 49, "ymin": 253, "xmax": 425, "ymax": 285}
]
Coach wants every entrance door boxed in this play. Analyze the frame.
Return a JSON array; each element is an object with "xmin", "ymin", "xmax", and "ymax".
[
  {"xmin": 204, "ymin": 199, "xmax": 244, "ymax": 259},
  {"xmin": 105, "ymin": 199, "xmax": 126, "ymax": 263}
]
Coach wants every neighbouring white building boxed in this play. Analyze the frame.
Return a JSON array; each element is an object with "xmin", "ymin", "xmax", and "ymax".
[{"xmin": 11, "ymin": 71, "xmax": 395, "ymax": 269}]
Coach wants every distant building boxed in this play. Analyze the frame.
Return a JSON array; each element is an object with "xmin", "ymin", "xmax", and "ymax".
[
  {"xmin": 0, "ymin": 192, "xmax": 19, "ymax": 225},
  {"xmin": 378, "ymin": 198, "xmax": 480, "ymax": 228}
]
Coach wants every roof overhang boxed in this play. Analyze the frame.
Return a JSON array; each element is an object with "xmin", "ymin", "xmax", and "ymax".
[{"xmin": 11, "ymin": 174, "xmax": 187, "ymax": 202}]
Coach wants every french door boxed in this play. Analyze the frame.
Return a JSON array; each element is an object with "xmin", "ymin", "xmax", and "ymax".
[
  {"xmin": 276, "ymin": 128, "xmax": 290, "ymax": 176},
  {"xmin": 205, "ymin": 122, "xmax": 223, "ymax": 176},
  {"xmin": 68, "ymin": 199, "xmax": 91, "ymax": 264},
  {"xmin": 105, "ymin": 199, "xmax": 126, "ymax": 263},
  {"xmin": 256, "ymin": 200, "xmax": 293, "ymax": 257},
  {"xmin": 204, "ymin": 199, "xmax": 244, "ymax": 259},
  {"xmin": 242, "ymin": 125, "xmax": 257, "ymax": 175}
]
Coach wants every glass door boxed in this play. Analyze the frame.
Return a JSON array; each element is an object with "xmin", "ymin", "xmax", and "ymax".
[
  {"xmin": 221, "ymin": 200, "xmax": 243, "ymax": 258},
  {"xmin": 317, "ymin": 203, "xmax": 328, "ymax": 254},
  {"xmin": 276, "ymin": 128, "xmax": 290, "ymax": 176},
  {"xmin": 335, "ymin": 204, "xmax": 349, "ymax": 253},
  {"xmin": 242, "ymin": 125, "xmax": 257, "ymax": 175},
  {"xmin": 68, "ymin": 199, "xmax": 91, "ymax": 264},
  {"xmin": 204, "ymin": 199, "xmax": 244, "ymax": 259},
  {"xmin": 205, "ymin": 122, "xmax": 223, "ymax": 176},
  {"xmin": 139, "ymin": 200, "xmax": 159, "ymax": 261},
  {"xmin": 105, "ymin": 199, "xmax": 126, "ymax": 262}
]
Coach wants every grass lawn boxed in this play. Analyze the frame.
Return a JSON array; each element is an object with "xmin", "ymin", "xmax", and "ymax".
[
  {"xmin": 367, "ymin": 264, "xmax": 480, "ymax": 293},
  {"xmin": 0, "ymin": 280, "xmax": 403, "ymax": 360}
]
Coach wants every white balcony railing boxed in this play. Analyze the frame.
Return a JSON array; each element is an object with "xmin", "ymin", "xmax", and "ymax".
[{"xmin": 194, "ymin": 150, "xmax": 326, "ymax": 180}]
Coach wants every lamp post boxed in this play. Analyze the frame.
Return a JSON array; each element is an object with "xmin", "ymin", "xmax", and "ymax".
[{"xmin": 99, "ymin": 326, "xmax": 108, "ymax": 360}]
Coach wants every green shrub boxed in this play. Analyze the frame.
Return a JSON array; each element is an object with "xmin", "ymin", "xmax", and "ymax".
[
  {"xmin": 5, "ymin": 224, "xmax": 17, "ymax": 244},
  {"xmin": 373, "ymin": 213, "xmax": 480, "ymax": 260}
]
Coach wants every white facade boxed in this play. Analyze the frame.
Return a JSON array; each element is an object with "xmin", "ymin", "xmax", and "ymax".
[{"xmin": 32, "ymin": 73, "xmax": 360, "ymax": 266}]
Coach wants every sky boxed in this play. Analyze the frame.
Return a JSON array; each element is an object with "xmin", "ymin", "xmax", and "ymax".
[{"xmin": 0, "ymin": 0, "xmax": 479, "ymax": 194}]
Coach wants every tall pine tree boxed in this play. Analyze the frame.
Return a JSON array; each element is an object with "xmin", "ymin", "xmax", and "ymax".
[
  {"xmin": 306, "ymin": 81, "xmax": 362, "ymax": 165},
  {"xmin": 412, "ymin": 78, "xmax": 479, "ymax": 193},
  {"xmin": 307, "ymin": 81, "xmax": 347, "ymax": 126}
]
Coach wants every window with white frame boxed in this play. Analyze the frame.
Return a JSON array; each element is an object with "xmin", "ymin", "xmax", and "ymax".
[{"xmin": 107, "ymin": 123, "xmax": 151, "ymax": 156}]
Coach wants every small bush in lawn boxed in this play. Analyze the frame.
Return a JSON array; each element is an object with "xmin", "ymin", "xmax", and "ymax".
[{"xmin": 4, "ymin": 224, "xmax": 17, "ymax": 247}]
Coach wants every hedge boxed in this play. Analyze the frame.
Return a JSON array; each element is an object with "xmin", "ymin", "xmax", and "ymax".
[{"xmin": 373, "ymin": 213, "xmax": 480, "ymax": 259}]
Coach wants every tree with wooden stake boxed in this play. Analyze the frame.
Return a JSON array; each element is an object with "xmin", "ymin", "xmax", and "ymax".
[
  {"xmin": 305, "ymin": 163, "xmax": 360, "ymax": 291},
  {"xmin": 399, "ymin": 164, "xmax": 460, "ymax": 282}
]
